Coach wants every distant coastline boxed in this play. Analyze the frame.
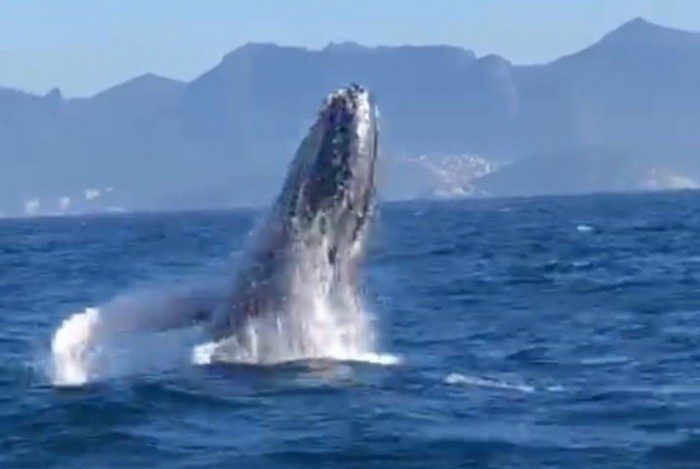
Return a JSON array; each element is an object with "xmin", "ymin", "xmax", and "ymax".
[{"xmin": 1, "ymin": 18, "xmax": 699, "ymax": 216}]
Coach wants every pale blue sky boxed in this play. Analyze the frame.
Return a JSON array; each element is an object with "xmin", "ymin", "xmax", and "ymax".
[{"xmin": 1, "ymin": 0, "xmax": 698, "ymax": 97}]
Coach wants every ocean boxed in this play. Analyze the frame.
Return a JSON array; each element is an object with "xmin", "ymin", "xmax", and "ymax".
[{"xmin": 2, "ymin": 190, "xmax": 700, "ymax": 467}]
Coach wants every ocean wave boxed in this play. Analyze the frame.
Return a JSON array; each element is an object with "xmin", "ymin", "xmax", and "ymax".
[
  {"xmin": 444, "ymin": 373, "xmax": 535, "ymax": 393},
  {"xmin": 580, "ymin": 355, "xmax": 632, "ymax": 366}
]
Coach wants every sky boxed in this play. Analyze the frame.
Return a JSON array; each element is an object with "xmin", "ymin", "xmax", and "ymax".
[{"xmin": 1, "ymin": 0, "xmax": 699, "ymax": 97}]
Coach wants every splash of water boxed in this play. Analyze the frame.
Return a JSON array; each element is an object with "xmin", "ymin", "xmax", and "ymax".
[
  {"xmin": 50, "ymin": 285, "xmax": 221, "ymax": 386},
  {"xmin": 193, "ymin": 231, "xmax": 383, "ymax": 365},
  {"xmin": 49, "ymin": 249, "xmax": 396, "ymax": 386},
  {"xmin": 193, "ymin": 210, "xmax": 398, "ymax": 364}
]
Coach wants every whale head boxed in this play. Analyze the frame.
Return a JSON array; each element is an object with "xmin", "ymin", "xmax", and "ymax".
[{"xmin": 276, "ymin": 84, "xmax": 379, "ymax": 254}]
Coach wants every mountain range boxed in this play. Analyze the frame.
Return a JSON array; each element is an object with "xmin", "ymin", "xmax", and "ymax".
[{"xmin": 1, "ymin": 18, "xmax": 699, "ymax": 216}]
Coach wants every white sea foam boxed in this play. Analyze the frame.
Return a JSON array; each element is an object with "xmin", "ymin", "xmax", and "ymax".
[
  {"xmin": 580, "ymin": 355, "xmax": 631, "ymax": 366},
  {"xmin": 444, "ymin": 373, "xmax": 567, "ymax": 394},
  {"xmin": 445, "ymin": 373, "xmax": 535, "ymax": 393},
  {"xmin": 546, "ymin": 385, "xmax": 565, "ymax": 392},
  {"xmin": 576, "ymin": 224, "xmax": 594, "ymax": 233}
]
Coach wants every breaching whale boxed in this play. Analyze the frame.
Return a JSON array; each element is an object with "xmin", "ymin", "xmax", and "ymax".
[
  {"xmin": 50, "ymin": 84, "xmax": 380, "ymax": 384},
  {"xmin": 202, "ymin": 84, "xmax": 380, "ymax": 362}
]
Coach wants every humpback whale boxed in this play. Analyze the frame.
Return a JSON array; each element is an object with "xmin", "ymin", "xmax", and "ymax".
[
  {"xmin": 50, "ymin": 85, "xmax": 380, "ymax": 384},
  {"xmin": 202, "ymin": 84, "xmax": 380, "ymax": 362}
]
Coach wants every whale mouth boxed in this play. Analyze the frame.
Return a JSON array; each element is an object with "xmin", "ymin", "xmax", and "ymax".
[{"xmin": 49, "ymin": 85, "xmax": 389, "ymax": 385}]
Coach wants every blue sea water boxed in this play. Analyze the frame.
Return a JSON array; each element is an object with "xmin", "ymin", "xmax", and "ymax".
[{"xmin": 2, "ymin": 190, "xmax": 700, "ymax": 467}]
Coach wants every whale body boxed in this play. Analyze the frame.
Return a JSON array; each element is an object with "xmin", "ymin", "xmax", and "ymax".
[
  {"xmin": 50, "ymin": 85, "xmax": 380, "ymax": 384},
  {"xmin": 204, "ymin": 84, "xmax": 380, "ymax": 360}
]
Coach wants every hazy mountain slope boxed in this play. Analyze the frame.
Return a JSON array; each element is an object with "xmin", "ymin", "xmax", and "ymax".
[
  {"xmin": 514, "ymin": 18, "xmax": 700, "ymax": 158},
  {"xmin": 477, "ymin": 147, "xmax": 643, "ymax": 197},
  {"xmin": 477, "ymin": 145, "xmax": 700, "ymax": 197},
  {"xmin": 179, "ymin": 43, "xmax": 516, "ymax": 201},
  {"xmin": 1, "ymin": 18, "xmax": 699, "ymax": 215}
]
